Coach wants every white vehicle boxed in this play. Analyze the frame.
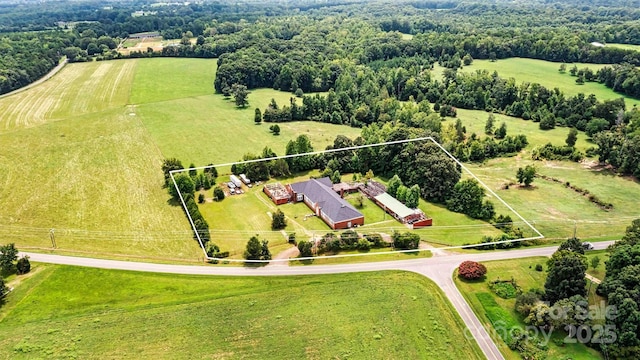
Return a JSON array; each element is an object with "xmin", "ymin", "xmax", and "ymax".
[{"xmin": 582, "ymin": 242, "xmax": 595, "ymax": 250}]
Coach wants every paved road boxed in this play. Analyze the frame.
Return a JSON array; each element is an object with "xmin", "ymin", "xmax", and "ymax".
[{"xmin": 22, "ymin": 241, "xmax": 613, "ymax": 360}]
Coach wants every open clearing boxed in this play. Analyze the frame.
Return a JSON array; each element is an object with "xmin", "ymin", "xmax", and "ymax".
[
  {"xmin": 604, "ymin": 43, "xmax": 640, "ymax": 52},
  {"xmin": 442, "ymin": 107, "xmax": 640, "ymax": 241},
  {"xmin": 0, "ymin": 58, "xmax": 359, "ymax": 260},
  {"xmin": 455, "ymin": 257, "xmax": 603, "ymax": 360},
  {"xmin": 444, "ymin": 57, "xmax": 640, "ymax": 107},
  {"xmin": 0, "ymin": 264, "xmax": 483, "ymax": 359}
]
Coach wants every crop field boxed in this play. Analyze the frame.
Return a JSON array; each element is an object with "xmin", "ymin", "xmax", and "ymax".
[
  {"xmin": 0, "ymin": 58, "xmax": 359, "ymax": 260},
  {"xmin": 0, "ymin": 61, "xmax": 135, "ymax": 131},
  {"xmin": 449, "ymin": 57, "xmax": 640, "ymax": 107},
  {"xmin": 455, "ymin": 257, "xmax": 603, "ymax": 360},
  {"xmin": 0, "ymin": 264, "xmax": 483, "ymax": 359},
  {"xmin": 118, "ymin": 37, "xmax": 195, "ymax": 56}
]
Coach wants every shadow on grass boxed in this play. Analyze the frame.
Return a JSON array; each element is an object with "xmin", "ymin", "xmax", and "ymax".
[
  {"xmin": 242, "ymin": 262, "xmax": 269, "ymax": 268},
  {"xmin": 456, "ymin": 275, "xmax": 488, "ymax": 284},
  {"xmin": 292, "ymin": 258, "xmax": 315, "ymax": 266}
]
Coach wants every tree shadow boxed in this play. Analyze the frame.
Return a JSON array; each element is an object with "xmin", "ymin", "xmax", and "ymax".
[{"xmin": 242, "ymin": 261, "xmax": 269, "ymax": 268}]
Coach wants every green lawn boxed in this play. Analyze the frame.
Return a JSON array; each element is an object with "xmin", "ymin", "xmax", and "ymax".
[
  {"xmin": 585, "ymin": 249, "xmax": 610, "ymax": 281},
  {"xmin": 444, "ymin": 57, "xmax": 640, "ymax": 107},
  {"xmin": 0, "ymin": 264, "xmax": 483, "ymax": 359},
  {"xmin": 455, "ymin": 257, "xmax": 603, "ymax": 360}
]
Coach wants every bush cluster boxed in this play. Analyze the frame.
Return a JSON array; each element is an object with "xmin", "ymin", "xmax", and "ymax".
[{"xmin": 531, "ymin": 143, "xmax": 584, "ymax": 162}]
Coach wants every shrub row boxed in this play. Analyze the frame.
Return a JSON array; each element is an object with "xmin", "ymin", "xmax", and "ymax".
[
  {"xmin": 531, "ymin": 143, "xmax": 584, "ymax": 162},
  {"xmin": 536, "ymin": 175, "xmax": 613, "ymax": 210}
]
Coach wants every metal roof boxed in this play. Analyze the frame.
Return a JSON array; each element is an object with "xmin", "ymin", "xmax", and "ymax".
[
  {"xmin": 290, "ymin": 177, "xmax": 363, "ymax": 224},
  {"xmin": 374, "ymin": 193, "xmax": 415, "ymax": 219}
]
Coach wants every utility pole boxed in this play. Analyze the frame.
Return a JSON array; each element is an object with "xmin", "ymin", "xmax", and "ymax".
[{"xmin": 49, "ymin": 228, "xmax": 57, "ymax": 248}]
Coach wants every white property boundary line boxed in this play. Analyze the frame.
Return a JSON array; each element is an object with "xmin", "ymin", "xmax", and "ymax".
[{"xmin": 169, "ymin": 137, "xmax": 544, "ymax": 263}]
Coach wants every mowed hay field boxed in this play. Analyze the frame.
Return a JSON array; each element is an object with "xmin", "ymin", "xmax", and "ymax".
[
  {"xmin": 133, "ymin": 59, "xmax": 360, "ymax": 165},
  {"xmin": 0, "ymin": 264, "xmax": 484, "ymax": 360},
  {"xmin": 0, "ymin": 58, "xmax": 359, "ymax": 260},
  {"xmin": 453, "ymin": 57, "xmax": 640, "ymax": 107}
]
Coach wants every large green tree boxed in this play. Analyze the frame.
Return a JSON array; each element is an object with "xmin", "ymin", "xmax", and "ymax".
[
  {"xmin": 446, "ymin": 179, "xmax": 487, "ymax": 219},
  {"xmin": 0, "ymin": 243, "xmax": 18, "ymax": 273},
  {"xmin": 232, "ymin": 83, "xmax": 249, "ymax": 108},
  {"xmin": 161, "ymin": 158, "xmax": 184, "ymax": 187},
  {"xmin": 168, "ymin": 173, "xmax": 195, "ymax": 200},
  {"xmin": 544, "ymin": 246, "xmax": 587, "ymax": 304},
  {"xmin": 271, "ymin": 209, "xmax": 286, "ymax": 230}
]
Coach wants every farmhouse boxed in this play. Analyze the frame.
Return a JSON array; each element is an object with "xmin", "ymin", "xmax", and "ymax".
[{"xmin": 290, "ymin": 177, "xmax": 364, "ymax": 230}]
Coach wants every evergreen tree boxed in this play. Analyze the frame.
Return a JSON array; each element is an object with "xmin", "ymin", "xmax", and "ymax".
[
  {"xmin": 254, "ymin": 108, "xmax": 262, "ymax": 124},
  {"xmin": 566, "ymin": 128, "xmax": 578, "ymax": 147},
  {"xmin": 485, "ymin": 113, "xmax": 495, "ymax": 135}
]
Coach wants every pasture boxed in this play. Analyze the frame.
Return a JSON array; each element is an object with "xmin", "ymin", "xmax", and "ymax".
[
  {"xmin": 452, "ymin": 57, "xmax": 640, "ymax": 106},
  {"xmin": 0, "ymin": 58, "xmax": 359, "ymax": 260},
  {"xmin": 455, "ymin": 257, "xmax": 603, "ymax": 360},
  {"xmin": 442, "ymin": 107, "xmax": 640, "ymax": 241},
  {"xmin": 465, "ymin": 158, "xmax": 639, "ymax": 241},
  {"xmin": 605, "ymin": 43, "xmax": 640, "ymax": 52},
  {"xmin": 0, "ymin": 264, "xmax": 484, "ymax": 359}
]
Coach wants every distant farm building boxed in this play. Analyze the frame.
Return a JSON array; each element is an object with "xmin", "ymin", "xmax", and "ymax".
[
  {"xmin": 128, "ymin": 32, "xmax": 160, "ymax": 38},
  {"xmin": 263, "ymin": 183, "xmax": 290, "ymax": 205},
  {"xmin": 290, "ymin": 177, "xmax": 364, "ymax": 230}
]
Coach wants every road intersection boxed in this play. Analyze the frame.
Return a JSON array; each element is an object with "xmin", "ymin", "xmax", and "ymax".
[{"xmin": 22, "ymin": 241, "xmax": 613, "ymax": 360}]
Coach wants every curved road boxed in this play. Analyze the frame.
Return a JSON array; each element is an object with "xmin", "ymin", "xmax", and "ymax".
[{"xmin": 22, "ymin": 241, "xmax": 613, "ymax": 360}]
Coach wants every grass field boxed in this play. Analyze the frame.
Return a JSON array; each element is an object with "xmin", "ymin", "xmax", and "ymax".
[
  {"xmin": 464, "ymin": 157, "xmax": 640, "ymax": 241},
  {"xmin": 455, "ymin": 257, "xmax": 603, "ymax": 360},
  {"xmin": 446, "ymin": 57, "xmax": 640, "ymax": 107},
  {"xmin": 605, "ymin": 43, "xmax": 640, "ymax": 52},
  {"xmin": 0, "ymin": 58, "xmax": 360, "ymax": 260},
  {"xmin": 446, "ymin": 108, "xmax": 593, "ymax": 151},
  {"xmin": 440, "ymin": 106, "xmax": 640, "ymax": 241},
  {"xmin": 134, "ymin": 59, "xmax": 360, "ymax": 165},
  {"xmin": 0, "ymin": 264, "xmax": 484, "ymax": 359}
]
